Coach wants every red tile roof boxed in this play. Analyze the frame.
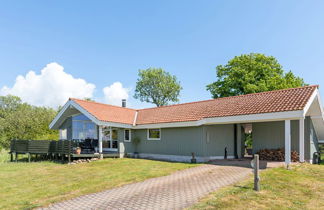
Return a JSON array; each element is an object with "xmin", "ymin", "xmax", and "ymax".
[
  {"xmin": 71, "ymin": 85, "xmax": 318, "ymax": 125},
  {"xmin": 71, "ymin": 98, "xmax": 137, "ymax": 125}
]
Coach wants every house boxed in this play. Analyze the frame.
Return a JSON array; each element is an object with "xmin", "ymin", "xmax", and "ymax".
[{"xmin": 49, "ymin": 85, "xmax": 324, "ymax": 164}]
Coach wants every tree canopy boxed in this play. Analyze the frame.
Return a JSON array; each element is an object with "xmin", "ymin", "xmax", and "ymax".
[
  {"xmin": 0, "ymin": 95, "xmax": 59, "ymax": 149},
  {"xmin": 134, "ymin": 68, "xmax": 182, "ymax": 107},
  {"xmin": 206, "ymin": 53, "xmax": 307, "ymax": 98}
]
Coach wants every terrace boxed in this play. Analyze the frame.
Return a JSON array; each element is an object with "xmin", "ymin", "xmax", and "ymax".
[{"xmin": 9, "ymin": 139, "xmax": 120, "ymax": 163}]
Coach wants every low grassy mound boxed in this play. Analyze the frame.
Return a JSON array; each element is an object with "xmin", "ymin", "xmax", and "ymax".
[{"xmin": 191, "ymin": 164, "xmax": 324, "ymax": 209}]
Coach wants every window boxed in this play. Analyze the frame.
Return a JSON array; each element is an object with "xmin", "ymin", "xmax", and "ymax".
[
  {"xmin": 103, "ymin": 128, "xmax": 118, "ymax": 140},
  {"xmin": 147, "ymin": 128, "xmax": 161, "ymax": 140},
  {"xmin": 112, "ymin": 129, "xmax": 118, "ymax": 140},
  {"xmin": 59, "ymin": 129, "xmax": 67, "ymax": 140},
  {"xmin": 102, "ymin": 127, "xmax": 110, "ymax": 141},
  {"xmin": 101, "ymin": 127, "xmax": 119, "ymax": 150},
  {"xmin": 124, "ymin": 129, "xmax": 131, "ymax": 142},
  {"xmin": 72, "ymin": 114, "xmax": 98, "ymax": 140}
]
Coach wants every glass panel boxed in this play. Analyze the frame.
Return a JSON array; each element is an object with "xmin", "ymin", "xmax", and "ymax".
[
  {"xmin": 102, "ymin": 127, "xmax": 110, "ymax": 140},
  {"xmin": 85, "ymin": 122, "xmax": 97, "ymax": 139},
  {"xmin": 124, "ymin": 130, "xmax": 130, "ymax": 141},
  {"xmin": 73, "ymin": 121, "xmax": 84, "ymax": 139},
  {"xmin": 112, "ymin": 140, "xmax": 118, "ymax": 148},
  {"xmin": 72, "ymin": 119, "xmax": 97, "ymax": 140},
  {"xmin": 149, "ymin": 129, "xmax": 160, "ymax": 139},
  {"xmin": 112, "ymin": 130, "xmax": 118, "ymax": 140},
  {"xmin": 102, "ymin": 140, "xmax": 109, "ymax": 148}
]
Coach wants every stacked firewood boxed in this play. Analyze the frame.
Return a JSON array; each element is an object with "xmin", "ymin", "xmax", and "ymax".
[{"xmin": 257, "ymin": 148, "xmax": 299, "ymax": 162}]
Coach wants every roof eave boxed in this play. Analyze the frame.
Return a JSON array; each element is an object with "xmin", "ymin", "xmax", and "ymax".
[{"xmin": 133, "ymin": 110, "xmax": 304, "ymax": 129}]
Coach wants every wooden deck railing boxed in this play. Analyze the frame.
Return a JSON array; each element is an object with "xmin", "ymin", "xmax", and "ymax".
[
  {"xmin": 10, "ymin": 140, "xmax": 73, "ymax": 162},
  {"xmin": 9, "ymin": 140, "xmax": 120, "ymax": 163}
]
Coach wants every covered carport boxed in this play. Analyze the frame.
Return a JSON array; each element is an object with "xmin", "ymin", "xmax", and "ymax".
[{"xmin": 250, "ymin": 87, "xmax": 324, "ymax": 164}]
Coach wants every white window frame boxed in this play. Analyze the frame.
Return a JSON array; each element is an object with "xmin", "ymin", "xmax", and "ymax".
[
  {"xmin": 147, "ymin": 128, "xmax": 161, "ymax": 140},
  {"xmin": 124, "ymin": 129, "xmax": 131, "ymax": 142}
]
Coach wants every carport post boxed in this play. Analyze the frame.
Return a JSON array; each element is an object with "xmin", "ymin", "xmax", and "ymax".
[
  {"xmin": 299, "ymin": 118, "xmax": 305, "ymax": 162},
  {"xmin": 285, "ymin": 120, "xmax": 291, "ymax": 168},
  {"xmin": 253, "ymin": 154, "xmax": 260, "ymax": 191},
  {"xmin": 99, "ymin": 125, "xmax": 103, "ymax": 159}
]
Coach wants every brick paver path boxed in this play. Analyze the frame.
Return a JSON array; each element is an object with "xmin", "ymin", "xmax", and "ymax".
[{"xmin": 43, "ymin": 164, "xmax": 251, "ymax": 210}]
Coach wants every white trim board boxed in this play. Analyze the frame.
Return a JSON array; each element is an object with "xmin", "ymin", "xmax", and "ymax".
[
  {"xmin": 303, "ymin": 89, "xmax": 319, "ymax": 116},
  {"xmin": 133, "ymin": 111, "xmax": 138, "ymax": 126},
  {"xmin": 49, "ymin": 100, "xmax": 73, "ymax": 129}
]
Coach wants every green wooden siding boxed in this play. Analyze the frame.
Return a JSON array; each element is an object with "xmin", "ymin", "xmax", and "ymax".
[
  {"xmin": 308, "ymin": 117, "xmax": 320, "ymax": 161},
  {"xmin": 122, "ymin": 124, "xmax": 237, "ymax": 158},
  {"xmin": 123, "ymin": 127, "xmax": 205, "ymax": 156},
  {"xmin": 252, "ymin": 117, "xmax": 320, "ymax": 162},
  {"xmin": 202, "ymin": 124, "xmax": 235, "ymax": 157}
]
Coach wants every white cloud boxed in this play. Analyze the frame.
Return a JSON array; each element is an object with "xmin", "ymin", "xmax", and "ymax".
[
  {"xmin": 103, "ymin": 82, "xmax": 129, "ymax": 106},
  {"xmin": 0, "ymin": 62, "xmax": 96, "ymax": 108}
]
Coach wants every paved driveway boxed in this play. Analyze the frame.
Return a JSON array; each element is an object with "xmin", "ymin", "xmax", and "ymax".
[{"xmin": 43, "ymin": 162, "xmax": 252, "ymax": 210}]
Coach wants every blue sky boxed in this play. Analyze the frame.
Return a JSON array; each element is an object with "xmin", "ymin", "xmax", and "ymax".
[{"xmin": 0, "ymin": 1, "xmax": 324, "ymax": 108}]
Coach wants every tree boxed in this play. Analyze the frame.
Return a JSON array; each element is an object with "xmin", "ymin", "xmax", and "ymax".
[
  {"xmin": 0, "ymin": 95, "xmax": 21, "ymax": 117},
  {"xmin": 84, "ymin": 97, "xmax": 94, "ymax": 102},
  {"xmin": 206, "ymin": 53, "xmax": 306, "ymax": 98},
  {"xmin": 0, "ymin": 95, "xmax": 59, "ymax": 149},
  {"xmin": 134, "ymin": 68, "xmax": 182, "ymax": 107}
]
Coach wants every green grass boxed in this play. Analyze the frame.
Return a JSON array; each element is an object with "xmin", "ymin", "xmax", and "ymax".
[
  {"xmin": 0, "ymin": 149, "xmax": 10, "ymax": 163},
  {"xmin": 0, "ymin": 157, "xmax": 197, "ymax": 209},
  {"xmin": 191, "ymin": 164, "xmax": 324, "ymax": 210},
  {"xmin": 0, "ymin": 149, "xmax": 29, "ymax": 163},
  {"xmin": 320, "ymin": 144, "xmax": 324, "ymax": 165}
]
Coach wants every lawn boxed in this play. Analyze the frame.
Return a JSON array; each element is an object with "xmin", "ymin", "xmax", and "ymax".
[
  {"xmin": 191, "ymin": 164, "xmax": 324, "ymax": 210},
  {"xmin": 0, "ymin": 152, "xmax": 197, "ymax": 210},
  {"xmin": 0, "ymin": 149, "xmax": 10, "ymax": 163},
  {"xmin": 320, "ymin": 144, "xmax": 324, "ymax": 165}
]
